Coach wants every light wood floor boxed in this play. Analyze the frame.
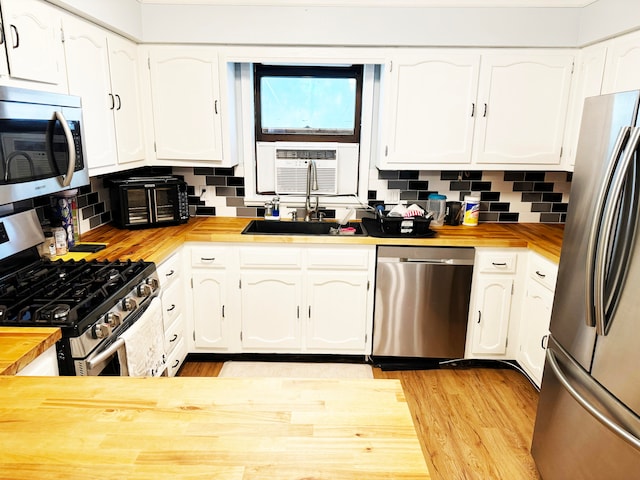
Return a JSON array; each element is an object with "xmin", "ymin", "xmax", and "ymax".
[{"xmin": 178, "ymin": 360, "xmax": 541, "ymax": 480}]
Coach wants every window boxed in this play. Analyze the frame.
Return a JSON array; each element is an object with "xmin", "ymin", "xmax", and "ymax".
[{"xmin": 254, "ymin": 64, "xmax": 363, "ymax": 143}]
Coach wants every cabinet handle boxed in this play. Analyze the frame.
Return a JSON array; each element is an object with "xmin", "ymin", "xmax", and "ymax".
[
  {"xmin": 109, "ymin": 93, "xmax": 115, "ymax": 110},
  {"xmin": 170, "ymin": 334, "xmax": 178, "ymax": 343},
  {"xmin": 477, "ymin": 310, "xmax": 482, "ymax": 324},
  {"xmin": 165, "ymin": 269, "xmax": 175, "ymax": 277},
  {"xmin": 471, "ymin": 103, "xmax": 475, "ymax": 117},
  {"xmin": 308, "ymin": 305, "xmax": 311, "ymax": 318},
  {"xmin": 483, "ymin": 103, "xmax": 488, "ymax": 117},
  {"xmin": 535, "ymin": 270, "xmax": 546, "ymax": 278},
  {"xmin": 115, "ymin": 94, "xmax": 122, "ymax": 110},
  {"xmin": 10, "ymin": 25, "xmax": 18, "ymax": 49},
  {"xmin": 200, "ymin": 257, "xmax": 215, "ymax": 262},
  {"xmin": 222, "ymin": 305, "xmax": 225, "ymax": 318},
  {"xmin": 541, "ymin": 334, "xmax": 549, "ymax": 349},
  {"xmin": 0, "ymin": 24, "xmax": 5, "ymax": 46},
  {"xmin": 172, "ymin": 359, "xmax": 180, "ymax": 368},
  {"xmin": 214, "ymin": 99, "xmax": 218, "ymax": 114},
  {"xmin": 492, "ymin": 262, "xmax": 507, "ymax": 267},
  {"xmin": 297, "ymin": 306, "xmax": 300, "ymax": 318},
  {"xmin": 166, "ymin": 304, "xmax": 176, "ymax": 312}
]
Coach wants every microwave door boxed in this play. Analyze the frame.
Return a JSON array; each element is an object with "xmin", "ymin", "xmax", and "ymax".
[
  {"xmin": 125, "ymin": 188, "xmax": 152, "ymax": 226},
  {"xmin": 154, "ymin": 186, "xmax": 175, "ymax": 223}
]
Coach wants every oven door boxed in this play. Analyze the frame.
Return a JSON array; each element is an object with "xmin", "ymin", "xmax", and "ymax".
[{"xmin": 80, "ymin": 297, "xmax": 165, "ymax": 376}]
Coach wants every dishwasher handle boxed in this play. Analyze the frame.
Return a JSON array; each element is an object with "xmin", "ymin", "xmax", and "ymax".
[{"xmin": 378, "ymin": 257, "xmax": 474, "ymax": 266}]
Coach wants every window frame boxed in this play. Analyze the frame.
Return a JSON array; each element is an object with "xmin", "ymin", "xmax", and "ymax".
[{"xmin": 253, "ymin": 63, "xmax": 364, "ymax": 143}]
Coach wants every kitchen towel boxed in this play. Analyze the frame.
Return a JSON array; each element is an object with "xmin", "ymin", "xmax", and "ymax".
[{"xmin": 118, "ymin": 297, "xmax": 166, "ymax": 377}]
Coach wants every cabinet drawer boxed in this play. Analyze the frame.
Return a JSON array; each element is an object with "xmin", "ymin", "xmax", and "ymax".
[
  {"xmin": 239, "ymin": 247, "xmax": 302, "ymax": 268},
  {"xmin": 529, "ymin": 254, "xmax": 558, "ymax": 291},
  {"xmin": 191, "ymin": 246, "xmax": 229, "ymax": 268},
  {"xmin": 161, "ymin": 281, "xmax": 183, "ymax": 329},
  {"xmin": 157, "ymin": 251, "xmax": 181, "ymax": 287},
  {"xmin": 164, "ymin": 337, "xmax": 187, "ymax": 377},
  {"xmin": 477, "ymin": 252, "xmax": 517, "ymax": 274},
  {"xmin": 164, "ymin": 313, "xmax": 184, "ymax": 356},
  {"xmin": 307, "ymin": 248, "xmax": 371, "ymax": 270}
]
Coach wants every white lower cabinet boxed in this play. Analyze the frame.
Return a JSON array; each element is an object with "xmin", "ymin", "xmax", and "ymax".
[
  {"xmin": 157, "ymin": 250, "xmax": 188, "ymax": 376},
  {"xmin": 186, "ymin": 244, "xmax": 374, "ymax": 355},
  {"xmin": 465, "ymin": 248, "xmax": 525, "ymax": 359},
  {"xmin": 190, "ymin": 245, "xmax": 235, "ymax": 352},
  {"xmin": 15, "ymin": 345, "xmax": 59, "ymax": 376},
  {"xmin": 516, "ymin": 252, "xmax": 558, "ymax": 387}
]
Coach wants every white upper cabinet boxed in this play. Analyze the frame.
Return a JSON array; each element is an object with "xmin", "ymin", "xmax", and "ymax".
[
  {"xmin": 62, "ymin": 15, "xmax": 145, "ymax": 175},
  {"xmin": 379, "ymin": 49, "xmax": 574, "ymax": 170},
  {"xmin": 380, "ymin": 52, "xmax": 480, "ymax": 167},
  {"xmin": 561, "ymin": 44, "xmax": 607, "ymax": 169},
  {"xmin": 0, "ymin": 0, "xmax": 66, "ymax": 88},
  {"xmin": 472, "ymin": 52, "xmax": 574, "ymax": 166},
  {"xmin": 602, "ymin": 29, "xmax": 640, "ymax": 95},
  {"xmin": 147, "ymin": 46, "xmax": 226, "ymax": 165}
]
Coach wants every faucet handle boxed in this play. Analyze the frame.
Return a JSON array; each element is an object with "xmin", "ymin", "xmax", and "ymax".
[
  {"xmin": 290, "ymin": 211, "xmax": 297, "ymax": 222},
  {"xmin": 318, "ymin": 211, "xmax": 326, "ymax": 222}
]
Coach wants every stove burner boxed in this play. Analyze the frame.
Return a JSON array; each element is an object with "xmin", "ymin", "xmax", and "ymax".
[{"xmin": 40, "ymin": 303, "xmax": 71, "ymax": 322}]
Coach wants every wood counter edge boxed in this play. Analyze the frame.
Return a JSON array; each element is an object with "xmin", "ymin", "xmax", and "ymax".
[{"xmin": 0, "ymin": 327, "xmax": 62, "ymax": 375}]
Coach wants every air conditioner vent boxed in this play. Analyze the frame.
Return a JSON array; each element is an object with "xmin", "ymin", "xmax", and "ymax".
[{"xmin": 276, "ymin": 149, "xmax": 337, "ymax": 160}]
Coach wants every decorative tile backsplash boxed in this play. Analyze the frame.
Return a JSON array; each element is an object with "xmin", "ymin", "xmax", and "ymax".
[{"xmin": 27, "ymin": 166, "xmax": 572, "ymax": 233}]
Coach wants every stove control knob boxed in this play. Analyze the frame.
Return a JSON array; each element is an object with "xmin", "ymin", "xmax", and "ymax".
[
  {"xmin": 121, "ymin": 297, "xmax": 137, "ymax": 311},
  {"xmin": 137, "ymin": 283, "xmax": 153, "ymax": 297},
  {"xmin": 105, "ymin": 312, "xmax": 121, "ymax": 327},
  {"xmin": 92, "ymin": 322, "xmax": 110, "ymax": 339}
]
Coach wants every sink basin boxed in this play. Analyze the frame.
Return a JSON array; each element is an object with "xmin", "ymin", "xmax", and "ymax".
[{"xmin": 241, "ymin": 220, "xmax": 368, "ymax": 236}]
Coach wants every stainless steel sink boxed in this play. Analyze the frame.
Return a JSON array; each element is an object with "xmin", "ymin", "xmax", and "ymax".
[{"xmin": 241, "ymin": 220, "xmax": 368, "ymax": 236}]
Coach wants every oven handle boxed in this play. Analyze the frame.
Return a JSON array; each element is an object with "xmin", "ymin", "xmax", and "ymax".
[{"xmin": 85, "ymin": 338, "xmax": 125, "ymax": 373}]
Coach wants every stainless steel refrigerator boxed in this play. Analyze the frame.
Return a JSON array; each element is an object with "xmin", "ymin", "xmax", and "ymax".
[{"xmin": 532, "ymin": 91, "xmax": 640, "ymax": 479}]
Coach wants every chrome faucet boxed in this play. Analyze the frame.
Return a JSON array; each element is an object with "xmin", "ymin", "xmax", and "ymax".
[{"xmin": 304, "ymin": 159, "xmax": 319, "ymax": 222}]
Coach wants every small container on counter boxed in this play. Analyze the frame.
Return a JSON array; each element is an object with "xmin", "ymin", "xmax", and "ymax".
[
  {"xmin": 53, "ymin": 227, "xmax": 68, "ymax": 255},
  {"xmin": 38, "ymin": 231, "xmax": 56, "ymax": 259},
  {"xmin": 462, "ymin": 196, "xmax": 480, "ymax": 226}
]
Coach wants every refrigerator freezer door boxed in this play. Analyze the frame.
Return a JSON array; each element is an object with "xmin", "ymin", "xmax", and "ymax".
[
  {"xmin": 532, "ymin": 339, "xmax": 640, "ymax": 480},
  {"xmin": 550, "ymin": 91, "xmax": 640, "ymax": 370}
]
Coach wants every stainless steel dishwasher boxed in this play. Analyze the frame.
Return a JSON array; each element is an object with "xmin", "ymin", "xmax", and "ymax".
[{"xmin": 372, "ymin": 246, "xmax": 474, "ymax": 359}]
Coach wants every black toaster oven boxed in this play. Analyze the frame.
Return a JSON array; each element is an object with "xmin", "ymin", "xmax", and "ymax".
[{"xmin": 108, "ymin": 176, "xmax": 189, "ymax": 229}]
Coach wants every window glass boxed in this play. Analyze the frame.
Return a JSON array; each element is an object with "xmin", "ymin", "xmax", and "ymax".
[{"xmin": 254, "ymin": 64, "xmax": 363, "ymax": 143}]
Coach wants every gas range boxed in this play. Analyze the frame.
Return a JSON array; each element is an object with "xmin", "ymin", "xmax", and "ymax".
[{"xmin": 0, "ymin": 210, "xmax": 160, "ymax": 375}]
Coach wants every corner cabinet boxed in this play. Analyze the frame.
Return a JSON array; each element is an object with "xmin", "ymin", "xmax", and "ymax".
[
  {"xmin": 516, "ymin": 252, "xmax": 558, "ymax": 387},
  {"xmin": 465, "ymin": 248, "xmax": 525, "ymax": 359},
  {"xmin": 190, "ymin": 245, "xmax": 235, "ymax": 352},
  {"xmin": 62, "ymin": 15, "xmax": 145, "ymax": 175},
  {"xmin": 146, "ymin": 46, "xmax": 232, "ymax": 166},
  {"xmin": 378, "ymin": 49, "xmax": 574, "ymax": 170}
]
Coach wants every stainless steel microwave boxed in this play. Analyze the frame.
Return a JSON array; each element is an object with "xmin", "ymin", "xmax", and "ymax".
[
  {"xmin": 0, "ymin": 86, "xmax": 89, "ymax": 205},
  {"xmin": 108, "ymin": 176, "xmax": 189, "ymax": 229}
]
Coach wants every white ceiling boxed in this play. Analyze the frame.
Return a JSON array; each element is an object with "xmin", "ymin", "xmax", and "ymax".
[{"xmin": 137, "ymin": 0, "xmax": 597, "ymax": 7}]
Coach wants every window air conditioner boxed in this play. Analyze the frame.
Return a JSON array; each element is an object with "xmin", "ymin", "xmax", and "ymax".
[{"xmin": 275, "ymin": 148, "xmax": 338, "ymax": 195}]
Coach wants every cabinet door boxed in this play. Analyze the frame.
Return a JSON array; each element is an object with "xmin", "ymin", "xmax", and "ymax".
[
  {"xmin": 602, "ymin": 30, "xmax": 640, "ymax": 94},
  {"xmin": 62, "ymin": 16, "xmax": 117, "ymax": 172},
  {"xmin": 148, "ymin": 46, "xmax": 223, "ymax": 161},
  {"xmin": 562, "ymin": 44, "xmax": 607, "ymax": 169},
  {"xmin": 517, "ymin": 280, "xmax": 553, "ymax": 386},
  {"xmin": 380, "ymin": 52, "xmax": 479, "ymax": 167},
  {"xmin": 469, "ymin": 276, "xmax": 513, "ymax": 355},
  {"xmin": 239, "ymin": 271, "xmax": 302, "ymax": 351},
  {"xmin": 192, "ymin": 270, "xmax": 228, "ymax": 349},
  {"xmin": 107, "ymin": 34, "xmax": 145, "ymax": 166},
  {"xmin": 2, "ymin": 0, "xmax": 65, "ymax": 85},
  {"xmin": 306, "ymin": 271, "xmax": 369, "ymax": 352},
  {"xmin": 473, "ymin": 52, "xmax": 574, "ymax": 166}
]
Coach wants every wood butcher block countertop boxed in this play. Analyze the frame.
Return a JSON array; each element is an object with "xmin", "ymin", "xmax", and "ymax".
[
  {"xmin": 79, "ymin": 216, "xmax": 564, "ymax": 263},
  {"xmin": 0, "ymin": 327, "xmax": 61, "ymax": 375},
  {"xmin": 0, "ymin": 375, "xmax": 430, "ymax": 479}
]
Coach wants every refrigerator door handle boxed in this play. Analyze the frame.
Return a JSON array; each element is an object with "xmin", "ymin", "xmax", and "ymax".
[
  {"xmin": 586, "ymin": 126, "xmax": 632, "ymax": 329},
  {"xmin": 592, "ymin": 127, "xmax": 640, "ymax": 335},
  {"xmin": 547, "ymin": 345, "xmax": 640, "ymax": 451}
]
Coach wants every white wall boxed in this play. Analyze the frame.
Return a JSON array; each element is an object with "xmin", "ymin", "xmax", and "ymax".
[
  {"xmin": 46, "ymin": 0, "xmax": 143, "ymax": 39},
  {"xmin": 140, "ymin": 4, "xmax": 580, "ymax": 47},
  {"xmin": 578, "ymin": 0, "xmax": 640, "ymax": 45}
]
